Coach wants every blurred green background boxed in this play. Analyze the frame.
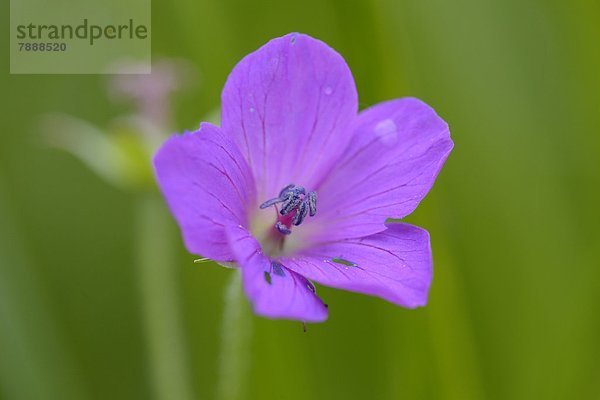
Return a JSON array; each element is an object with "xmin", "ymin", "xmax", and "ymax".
[{"xmin": 1, "ymin": 0, "xmax": 600, "ymax": 399}]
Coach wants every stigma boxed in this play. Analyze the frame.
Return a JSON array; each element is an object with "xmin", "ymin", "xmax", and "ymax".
[{"xmin": 259, "ymin": 184, "xmax": 317, "ymax": 235}]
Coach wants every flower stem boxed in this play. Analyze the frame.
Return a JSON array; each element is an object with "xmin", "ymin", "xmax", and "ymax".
[
  {"xmin": 216, "ymin": 269, "xmax": 252, "ymax": 400},
  {"xmin": 136, "ymin": 194, "xmax": 195, "ymax": 400}
]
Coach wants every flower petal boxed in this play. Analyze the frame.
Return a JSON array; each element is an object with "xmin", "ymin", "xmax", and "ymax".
[
  {"xmin": 308, "ymin": 98, "xmax": 453, "ymax": 242},
  {"xmin": 221, "ymin": 33, "xmax": 358, "ymax": 199},
  {"xmin": 281, "ymin": 223, "xmax": 432, "ymax": 308},
  {"xmin": 153, "ymin": 123, "xmax": 256, "ymax": 261},
  {"xmin": 226, "ymin": 225, "xmax": 328, "ymax": 322}
]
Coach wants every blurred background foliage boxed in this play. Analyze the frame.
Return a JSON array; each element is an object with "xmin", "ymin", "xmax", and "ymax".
[{"xmin": 1, "ymin": 0, "xmax": 600, "ymax": 399}]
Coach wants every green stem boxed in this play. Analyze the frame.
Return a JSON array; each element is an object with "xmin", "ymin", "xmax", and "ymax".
[
  {"xmin": 136, "ymin": 194, "xmax": 195, "ymax": 400},
  {"xmin": 216, "ymin": 269, "xmax": 252, "ymax": 400}
]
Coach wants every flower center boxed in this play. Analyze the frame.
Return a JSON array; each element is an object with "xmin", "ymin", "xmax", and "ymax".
[
  {"xmin": 253, "ymin": 184, "xmax": 317, "ymax": 257},
  {"xmin": 259, "ymin": 184, "xmax": 317, "ymax": 235}
]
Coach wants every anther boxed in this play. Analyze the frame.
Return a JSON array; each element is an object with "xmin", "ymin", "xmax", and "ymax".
[
  {"xmin": 260, "ymin": 186, "xmax": 298, "ymax": 210},
  {"xmin": 275, "ymin": 221, "xmax": 292, "ymax": 235},
  {"xmin": 293, "ymin": 186, "xmax": 306, "ymax": 195},
  {"xmin": 293, "ymin": 202, "xmax": 308, "ymax": 226},
  {"xmin": 259, "ymin": 197, "xmax": 284, "ymax": 209},
  {"xmin": 280, "ymin": 194, "xmax": 302, "ymax": 215},
  {"xmin": 307, "ymin": 191, "xmax": 317, "ymax": 216},
  {"xmin": 278, "ymin": 184, "xmax": 295, "ymax": 197}
]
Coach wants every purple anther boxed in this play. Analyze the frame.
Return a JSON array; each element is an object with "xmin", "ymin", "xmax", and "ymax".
[
  {"xmin": 275, "ymin": 221, "xmax": 292, "ymax": 235},
  {"xmin": 278, "ymin": 183, "xmax": 295, "ymax": 197},
  {"xmin": 293, "ymin": 201, "xmax": 308, "ymax": 226},
  {"xmin": 280, "ymin": 194, "xmax": 302, "ymax": 215},
  {"xmin": 307, "ymin": 191, "xmax": 317, "ymax": 216},
  {"xmin": 292, "ymin": 186, "xmax": 306, "ymax": 195},
  {"xmin": 259, "ymin": 197, "xmax": 284, "ymax": 209}
]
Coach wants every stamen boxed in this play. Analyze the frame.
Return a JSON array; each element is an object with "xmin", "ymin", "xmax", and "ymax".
[
  {"xmin": 260, "ymin": 183, "xmax": 318, "ymax": 235},
  {"xmin": 280, "ymin": 194, "xmax": 302, "ymax": 216},
  {"xmin": 275, "ymin": 221, "xmax": 292, "ymax": 235},
  {"xmin": 307, "ymin": 191, "xmax": 317, "ymax": 216},
  {"xmin": 293, "ymin": 186, "xmax": 306, "ymax": 195},
  {"xmin": 293, "ymin": 202, "xmax": 308, "ymax": 226},
  {"xmin": 259, "ymin": 197, "xmax": 284, "ymax": 209},
  {"xmin": 278, "ymin": 183, "xmax": 295, "ymax": 197}
]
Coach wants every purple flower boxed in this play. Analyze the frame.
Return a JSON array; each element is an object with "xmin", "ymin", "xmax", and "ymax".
[{"xmin": 154, "ymin": 33, "xmax": 453, "ymax": 323}]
